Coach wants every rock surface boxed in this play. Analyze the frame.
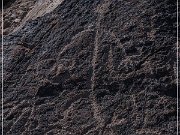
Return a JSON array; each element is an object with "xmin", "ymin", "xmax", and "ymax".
[
  {"xmin": 1, "ymin": 0, "xmax": 64, "ymax": 35},
  {"xmin": 2, "ymin": 0, "xmax": 178, "ymax": 135},
  {"xmin": 1, "ymin": 0, "xmax": 37, "ymax": 35}
]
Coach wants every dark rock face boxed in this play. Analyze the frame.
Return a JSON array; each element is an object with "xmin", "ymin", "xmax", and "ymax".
[
  {"xmin": 2, "ymin": 0, "xmax": 16, "ymax": 8},
  {"xmin": 3, "ymin": 0, "xmax": 177, "ymax": 134}
]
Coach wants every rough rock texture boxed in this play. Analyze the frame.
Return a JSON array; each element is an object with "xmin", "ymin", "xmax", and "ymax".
[
  {"xmin": 2, "ymin": 0, "xmax": 177, "ymax": 135},
  {"xmin": 1, "ymin": 0, "xmax": 37, "ymax": 35},
  {"xmin": 13, "ymin": 0, "xmax": 65, "ymax": 33},
  {"xmin": 1, "ymin": 0, "xmax": 64, "ymax": 35}
]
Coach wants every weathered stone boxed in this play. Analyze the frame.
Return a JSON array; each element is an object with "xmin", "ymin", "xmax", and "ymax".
[{"xmin": 3, "ymin": 0, "xmax": 177, "ymax": 135}]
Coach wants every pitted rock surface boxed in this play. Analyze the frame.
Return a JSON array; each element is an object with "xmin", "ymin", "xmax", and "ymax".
[{"xmin": 2, "ymin": 0, "xmax": 177, "ymax": 135}]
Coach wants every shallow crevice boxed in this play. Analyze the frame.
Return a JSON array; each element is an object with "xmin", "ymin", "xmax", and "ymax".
[{"xmin": 36, "ymin": 83, "xmax": 63, "ymax": 97}]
